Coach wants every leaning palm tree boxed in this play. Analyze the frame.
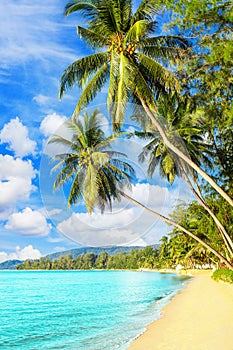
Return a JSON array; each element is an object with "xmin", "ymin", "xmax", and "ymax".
[
  {"xmin": 49, "ymin": 111, "xmax": 233, "ymax": 270},
  {"xmin": 59, "ymin": 0, "xmax": 232, "ymax": 206},
  {"xmin": 132, "ymin": 93, "xmax": 233, "ymax": 257}
]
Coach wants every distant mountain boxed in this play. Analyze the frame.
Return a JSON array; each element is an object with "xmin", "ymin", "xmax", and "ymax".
[
  {"xmin": 0, "ymin": 259, "xmax": 23, "ymax": 270},
  {"xmin": 46, "ymin": 245, "xmax": 159, "ymax": 261}
]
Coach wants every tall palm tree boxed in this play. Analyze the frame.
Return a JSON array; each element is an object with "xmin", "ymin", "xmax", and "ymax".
[
  {"xmin": 50, "ymin": 110, "xmax": 233, "ymax": 270},
  {"xmin": 132, "ymin": 93, "xmax": 233, "ymax": 256},
  {"xmin": 59, "ymin": 0, "xmax": 233, "ymax": 206}
]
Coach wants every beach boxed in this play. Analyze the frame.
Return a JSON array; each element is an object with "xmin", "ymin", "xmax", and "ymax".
[{"xmin": 129, "ymin": 270, "xmax": 233, "ymax": 350}]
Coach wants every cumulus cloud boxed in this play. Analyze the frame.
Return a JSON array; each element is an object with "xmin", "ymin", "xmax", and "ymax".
[
  {"xmin": 0, "ymin": 155, "xmax": 36, "ymax": 215},
  {"xmin": 40, "ymin": 112, "xmax": 67, "ymax": 138},
  {"xmin": 55, "ymin": 182, "xmax": 191, "ymax": 246},
  {"xmin": 0, "ymin": 245, "xmax": 42, "ymax": 263},
  {"xmin": 57, "ymin": 205, "xmax": 157, "ymax": 247},
  {"xmin": 5, "ymin": 207, "xmax": 51, "ymax": 236},
  {"xmin": 0, "ymin": 117, "xmax": 36, "ymax": 157}
]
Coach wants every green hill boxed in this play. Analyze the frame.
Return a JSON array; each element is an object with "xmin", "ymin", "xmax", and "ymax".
[
  {"xmin": 46, "ymin": 245, "xmax": 159, "ymax": 261},
  {"xmin": 0, "ymin": 259, "xmax": 23, "ymax": 270}
]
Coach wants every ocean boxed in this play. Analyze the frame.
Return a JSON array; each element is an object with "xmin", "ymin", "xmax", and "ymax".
[{"xmin": 0, "ymin": 270, "xmax": 189, "ymax": 349}]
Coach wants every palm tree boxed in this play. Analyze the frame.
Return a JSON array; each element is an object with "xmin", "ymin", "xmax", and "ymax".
[
  {"xmin": 50, "ymin": 110, "xmax": 233, "ymax": 270},
  {"xmin": 132, "ymin": 93, "xmax": 233, "ymax": 256},
  {"xmin": 49, "ymin": 109, "xmax": 135, "ymax": 214},
  {"xmin": 59, "ymin": 0, "xmax": 232, "ymax": 206}
]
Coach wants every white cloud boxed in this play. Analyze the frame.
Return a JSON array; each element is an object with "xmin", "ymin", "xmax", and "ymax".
[
  {"xmin": 55, "ymin": 182, "xmax": 191, "ymax": 246},
  {"xmin": 33, "ymin": 94, "xmax": 51, "ymax": 106},
  {"xmin": 40, "ymin": 112, "xmax": 67, "ymax": 137},
  {"xmin": 0, "ymin": 117, "xmax": 36, "ymax": 157},
  {"xmin": 0, "ymin": 1, "xmax": 77, "ymax": 67},
  {"xmin": 0, "ymin": 155, "xmax": 36, "ymax": 215},
  {"xmin": 45, "ymin": 208, "xmax": 63, "ymax": 217},
  {"xmin": 57, "ymin": 205, "xmax": 157, "ymax": 247},
  {"xmin": 5, "ymin": 207, "xmax": 51, "ymax": 236},
  {"xmin": 0, "ymin": 245, "xmax": 42, "ymax": 263},
  {"xmin": 53, "ymin": 246, "xmax": 67, "ymax": 252}
]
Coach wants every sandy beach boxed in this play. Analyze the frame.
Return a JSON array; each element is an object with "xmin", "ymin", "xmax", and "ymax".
[{"xmin": 129, "ymin": 271, "xmax": 233, "ymax": 350}]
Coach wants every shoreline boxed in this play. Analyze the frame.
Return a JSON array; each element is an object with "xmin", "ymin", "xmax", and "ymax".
[{"xmin": 128, "ymin": 270, "xmax": 233, "ymax": 350}]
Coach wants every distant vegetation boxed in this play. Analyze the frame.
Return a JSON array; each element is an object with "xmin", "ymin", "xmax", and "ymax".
[
  {"xmin": 17, "ymin": 246, "xmax": 159, "ymax": 270},
  {"xmin": 16, "ymin": 234, "xmax": 219, "ymax": 271}
]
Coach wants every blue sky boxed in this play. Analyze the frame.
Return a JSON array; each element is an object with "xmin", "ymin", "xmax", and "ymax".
[{"xmin": 0, "ymin": 0, "xmax": 191, "ymax": 262}]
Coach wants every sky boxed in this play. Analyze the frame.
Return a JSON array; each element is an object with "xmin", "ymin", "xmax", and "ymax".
[{"xmin": 0, "ymin": 0, "xmax": 191, "ymax": 262}]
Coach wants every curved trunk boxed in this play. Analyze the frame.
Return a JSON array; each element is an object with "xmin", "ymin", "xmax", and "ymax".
[
  {"xmin": 139, "ymin": 98, "xmax": 233, "ymax": 207},
  {"xmin": 180, "ymin": 164, "xmax": 233, "ymax": 256},
  {"xmin": 121, "ymin": 191, "xmax": 233, "ymax": 271}
]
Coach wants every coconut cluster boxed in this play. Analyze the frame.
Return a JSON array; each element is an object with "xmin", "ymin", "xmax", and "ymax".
[{"xmin": 109, "ymin": 43, "xmax": 136, "ymax": 55}]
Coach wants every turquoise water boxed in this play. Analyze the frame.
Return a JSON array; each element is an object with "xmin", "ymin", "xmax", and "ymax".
[{"xmin": 0, "ymin": 270, "xmax": 189, "ymax": 349}]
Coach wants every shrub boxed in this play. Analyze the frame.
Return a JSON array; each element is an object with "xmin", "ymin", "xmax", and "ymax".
[{"xmin": 212, "ymin": 269, "xmax": 233, "ymax": 284}]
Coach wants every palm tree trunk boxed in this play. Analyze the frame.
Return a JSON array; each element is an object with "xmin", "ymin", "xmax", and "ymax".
[
  {"xmin": 179, "ymin": 164, "xmax": 233, "ymax": 256},
  {"xmin": 139, "ymin": 98, "xmax": 233, "ymax": 207},
  {"xmin": 120, "ymin": 191, "xmax": 233, "ymax": 271}
]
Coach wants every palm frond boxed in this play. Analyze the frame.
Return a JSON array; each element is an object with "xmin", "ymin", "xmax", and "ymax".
[
  {"xmin": 132, "ymin": 60, "xmax": 157, "ymax": 108},
  {"xmin": 65, "ymin": 0, "xmax": 98, "ymax": 18},
  {"xmin": 141, "ymin": 35, "xmax": 190, "ymax": 50},
  {"xmin": 120, "ymin": 0, "xmax": 132, "ymax": 31},
  {"xmin": 59, "ymin": 52, "xmax": 109, "ymax": 98},
  {"xmin": 107, "ymin": 51, "xmax": 120, "ymax": 107},
  {"xmin": 77, "ymin": 26, "xmax": 109, "ymax": 49},
  {"xmin": 51, "ymin": 155, "xmax": 79, "ymax": 174},
  {"xmin": 124, "ymin": 20, "xmax": 154, "ymax": 44},
  {"xmin": 136, "ymin": 52, "xmax": 181, "ymax": 93},
  {"xmin": 147, "ymin": 151, "xmax": 160, "ymax": 177},
  {"xmin": 91, "ymin": 152, "xmax": 110, "ymax": 167},
  {"xmin": 84, "ymin": 163, "xmax": 99, "ymax": 213},
  {"xmin": 48, "ymin": 134, "xmax": 73, "ymax": 148},
  {"xmin": 66, "ymin": 119, "xmax": 88, "ymax": 149},
  {"xmin": 88, "ymin": 1, "xmax": 121, "ymax": 36},
  {"xmin": 110, "ymin": 53, "xmax": 132, "ymax": 129},
  {"xmin": 94, "ymin": 131, "xmax": 128, "ymax": 151},
  {"xmin": 67, "ymin": 169, "xmax": 85, "ymax": 208},
  {"xmin": 110, "ymin": 158, "xmax": 135, "ymax": 178},
  {"xmin": 73, "ymin": 62, "xmax": 109, "ymax": 117},
  {"xmin": 53, "ymin": 163, "xmax": 79, "ymax": 190},
  {"xmin": 96, "ymin": 168, "xmax": 113, "ymax": 212},
  {"xmin": 131, "ymin": 0, "xmax": 161, "ymax": 25}
]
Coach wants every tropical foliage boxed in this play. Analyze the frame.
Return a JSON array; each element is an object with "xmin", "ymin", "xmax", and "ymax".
[
  {"xmin": 60, "ymin": 0, "xmax": 188, "ymax": 127},
  {"xmin": 158, "ymin": 193, "xmax": 233, "ymax": 269},
  {"xmin": 49, "ymin": 109, "xmax": 135, "ymax": 213},
  {"xmin": 48, "ymin": 0, "xmax": 233, "ymax": 271},
  {"xmin": 163, "ymin": 0, "xmax": 233, "ymax": 190},
  {"xmin": 60, "ymin": 0, "xmax": 232, "ymax": 205},
  {"xmin": 131, "ymin": 93, "xmax": 233, "ymax": 258}
]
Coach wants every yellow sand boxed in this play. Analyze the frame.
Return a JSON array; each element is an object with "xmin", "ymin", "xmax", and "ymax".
[{"xmin": 129, "ymin": 271, "xmax": 233, "ymax": 350}]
